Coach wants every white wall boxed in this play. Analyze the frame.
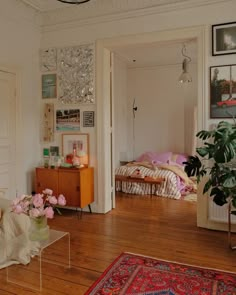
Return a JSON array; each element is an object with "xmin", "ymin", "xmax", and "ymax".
[
  {"xmin": 0, "ymin": 0, "xmax": 41, "ymax": 195},
  {"xmin": 113, "ymin": 55, "xmax": 128, "ymax": 168},
  {"xmin": 126, "ymin": 64, "xmax": 197, "ymax": 159}
]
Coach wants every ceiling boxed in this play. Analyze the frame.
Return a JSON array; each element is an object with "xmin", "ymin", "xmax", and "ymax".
[{"xmin": 21, "ymin": 0, "xmax": 81, "ymax": 11}]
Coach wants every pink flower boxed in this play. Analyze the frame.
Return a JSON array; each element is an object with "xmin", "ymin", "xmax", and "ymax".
[
  {"xmin": 12, "ymin": 195, "xmax": 25, "ymax": 206},
  {"xmin": 32, "ymin": 194, "xmax": 44, "ymax": 208},
  {"xmin": 44, "ymin": 206, "xmax": 54, "ymax": 219},
  {"xmin": 22, "ymin": 200, "xmax": 30, "ymax": 211},
  {"xmin": 12, "ymin": 204, "xmax": 24, "ymax": 214},
  {"xmin": 58, "ymin": 194, "xmax": 66, "ymax": 206},
  {"xmin": 48, "ymin": 195, "xmax": 57, "ymax": 205},
  {"xmin": 11, "ymin": 188, "xmax": 66, "ymax": 220},
  {"xmin": 29, "ymin": 208, "xmax": 41, "ymax": 218},
  {"xmin": 43, "ymin": 189, "xmax": 53, "ymax": 196}
]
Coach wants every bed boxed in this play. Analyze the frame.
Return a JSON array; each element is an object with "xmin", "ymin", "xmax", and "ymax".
[{"xmin": 115, "ymin": 151, "xmax": 196, "ymax": 199}]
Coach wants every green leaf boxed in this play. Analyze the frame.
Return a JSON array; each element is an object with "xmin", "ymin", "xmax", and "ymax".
[
  {"xmin": 213, "ymin": 194, "xmax": 227, "ymax": 206},
  {"xmin": 184, "ymin": 156, "xmax": 203, "ymax": 177},
  {"xmin": 196, "ymin": 130, "xmax": 213, "ymax": 140},
  {"xmin": 55, "ymin": 207, "xmax": 62, "ymax": 215},
  {"xmin": 223, "ymin": 175, "xmax": 236, "ymax": 188},
  {"xmin": 197, "ymin": 147, "xmax": 209, "ymax": 158}
]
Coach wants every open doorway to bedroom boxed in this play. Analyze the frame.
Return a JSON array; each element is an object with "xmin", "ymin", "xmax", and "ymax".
[
  {"xmin": 112, "ymin": 39, "xmax": 198, "ymax": 204},
  {"xmin": 96, "ymin": 26, "xmax": 205, "ymax": 219}
]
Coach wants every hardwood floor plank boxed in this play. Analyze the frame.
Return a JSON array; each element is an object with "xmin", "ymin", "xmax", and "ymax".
[{"xmin": 0, "ymin": 193, "xmax": 235, "ymax": 294}]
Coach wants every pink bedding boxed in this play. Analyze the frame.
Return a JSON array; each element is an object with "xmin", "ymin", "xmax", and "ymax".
[{"xmin": 116, "ymin": 152, "xmax": 194, "ymax": 199}]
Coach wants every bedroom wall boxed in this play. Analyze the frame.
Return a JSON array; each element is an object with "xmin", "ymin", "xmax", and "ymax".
[
  {"xmin": 0, "ymin": 0, "xmax": 41, "ymax": 195},
  {"xmin": 126, "ymin": 63, "xmax": 197, "ymax": 160},
  {"xmin": 113, "ymin": 55, "xmax": 129, "ymax": 169}
]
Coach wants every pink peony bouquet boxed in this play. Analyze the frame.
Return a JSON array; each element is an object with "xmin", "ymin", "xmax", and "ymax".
[{"xmin": 11, "ymin": 188, "xmax": 66, "ymax": 219}]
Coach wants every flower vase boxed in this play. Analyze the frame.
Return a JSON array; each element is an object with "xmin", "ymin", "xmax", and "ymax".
[{"xmin": 29, "ymin": 216, "xmax": 49, "ymax": 241}]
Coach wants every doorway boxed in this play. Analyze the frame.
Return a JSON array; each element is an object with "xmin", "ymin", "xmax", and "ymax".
[{"xmin": 95, "ymin": 26, "xmax": 205, "ymax": 220}]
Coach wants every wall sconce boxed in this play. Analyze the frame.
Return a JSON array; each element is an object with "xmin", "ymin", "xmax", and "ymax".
[{"xmin": 179, "ymin": 44, "xmax": 192, "ymax": 83}]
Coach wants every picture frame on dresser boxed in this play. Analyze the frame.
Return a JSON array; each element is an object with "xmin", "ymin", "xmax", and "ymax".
[
  {"xmin": 62, "ymin": 133, "xmax": 89, "ymax": 166},
  {"xmin": 212, "ymin": 22, "xmax": 236, "ymax": 56}
]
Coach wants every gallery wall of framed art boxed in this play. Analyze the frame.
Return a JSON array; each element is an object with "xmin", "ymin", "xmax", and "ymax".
[
  {"xmin": 210, "ymin": 22, "xmax": 236, "ymax": 119},
  {"xmin": 39, "ymin": 43, "xmax": 96, "ymax": 164}
]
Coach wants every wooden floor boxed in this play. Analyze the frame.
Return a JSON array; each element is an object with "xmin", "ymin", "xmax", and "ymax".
[{"xmin": 0, "ymin": 192, "xmax": 236, "ymax": 294}]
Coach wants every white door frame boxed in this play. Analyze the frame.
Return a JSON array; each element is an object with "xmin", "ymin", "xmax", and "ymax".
[
  {"xmin": 0, "ymin": 66, "xmax": 21, "ymax": 199},
  {"xmin": 96, "ymin": 26, "xmax": 206, "ymax": 219}
]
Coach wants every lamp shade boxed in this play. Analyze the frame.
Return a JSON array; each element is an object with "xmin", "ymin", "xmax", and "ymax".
[{"xmin": 179, "ymin": 58, "xmax": 192, "ymax": 83}]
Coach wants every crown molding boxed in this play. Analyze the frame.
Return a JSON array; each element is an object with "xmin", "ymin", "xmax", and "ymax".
[
  {"xmin": 21, "ymin": 0, "xmax": 43, "ymax": 11},
  {"xmin": 41, "ymin": 0, "xmax": 230, "ymax": 32}
]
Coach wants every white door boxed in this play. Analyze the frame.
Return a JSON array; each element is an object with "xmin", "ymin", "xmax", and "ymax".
[{"xmin": 0, "ymin": 70, "xmax": 16, "ymax": 199}]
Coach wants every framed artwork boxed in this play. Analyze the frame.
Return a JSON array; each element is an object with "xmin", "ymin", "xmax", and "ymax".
[
  {"xmin": 56, "ymin": 109, "xmax": 80, "ymax": 131},
  {"xmin": 212, "ymin": 22, "xmax": 236, "ymax": 56},
  {"xmin": 50, "ymin": 146, "xmax": 59, "ymax": 156},
  {"xmin": 83, "ymin": 111, "xmax": 94, "ymax": 127},
  {"xmin": 57, "ymin": 44, "xmax": 95, "ymax": 104},
  {"xmin": 62, "ymin": 133, "xmax": 89, "ymax": 166},
  {"xmin": 43, "ymin": 103, "xmax": 54, "ymax": 142},
  {"xmin": 42, "ymin": 73, "xmax": 57, "ymax": 99},
  {"xmin": 210, "ymin": 64, "xmax": 236, "ymax": 118}
]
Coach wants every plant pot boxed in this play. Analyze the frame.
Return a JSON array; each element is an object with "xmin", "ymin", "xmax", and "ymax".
[{"xmin": 29, "ymin": 216, "xmax": 49, "ymax": 241}]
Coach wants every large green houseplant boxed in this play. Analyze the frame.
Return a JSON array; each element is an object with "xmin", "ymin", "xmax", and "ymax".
[{"xmin": 184, "ymin": 120, "xmax": 236, "ymax": 215}]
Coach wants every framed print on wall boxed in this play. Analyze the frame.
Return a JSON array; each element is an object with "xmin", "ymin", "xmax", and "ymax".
[
  {"xmin": 56, "ymin": 109, "xmax": 80, "ymax": 131},
  {"xmin": 42, "ymin": 73, "xmax": 57, "ymax": 99},
  {"xmin": 212, "ymin": 22, "xmax": 236, "ymax": 56},
  {"xmin": 83, "ymin": 111, "xmax": 94, "ymax": 127},
  {"xmin": 43, "ymin": 103, "xmax": 54, "ymax": 142},
  {"xmin": 210, "ymin": 64, "xmax": 236, "ymax": 118},
  {"xmin": 62, "ymin": 133, "xmax": 89, "ymax": 166}
]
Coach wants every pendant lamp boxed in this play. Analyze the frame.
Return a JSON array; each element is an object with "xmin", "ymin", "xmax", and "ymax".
[{"xmin": 179, "ymin": 44, "xmax": 192, "ymax": 83}]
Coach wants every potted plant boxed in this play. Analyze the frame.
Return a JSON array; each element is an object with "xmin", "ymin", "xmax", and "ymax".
[{"xmin": 184, "ymin": 121, "xmax": 236, "ymax": 249}]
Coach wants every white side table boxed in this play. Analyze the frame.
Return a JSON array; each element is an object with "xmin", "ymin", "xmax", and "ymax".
[{"xmin": 6, "ymin": 229, "xmax": 71, "ymax": 291}]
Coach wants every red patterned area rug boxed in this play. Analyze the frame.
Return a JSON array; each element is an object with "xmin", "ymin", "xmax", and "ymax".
[{"xmin": 85, "ymin": 252, "xmax": 236, "ymax": 295}]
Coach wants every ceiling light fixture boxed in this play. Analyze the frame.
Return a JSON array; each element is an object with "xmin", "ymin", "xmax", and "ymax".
[
  {"xmin": 57, "ymin": 0, "xmax": 91, "ymax": 4},
  {"xmin": 179, "ymin": 44, "xmax": 192, "ymax": 83}
]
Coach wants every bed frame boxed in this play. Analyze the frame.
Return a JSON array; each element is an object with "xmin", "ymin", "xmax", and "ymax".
[{"xmin": 115, "ymin": 175, "xmax": 165, "ymax": 196}]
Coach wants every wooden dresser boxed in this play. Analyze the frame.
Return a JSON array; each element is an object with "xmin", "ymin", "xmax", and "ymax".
[{"xmin": 35, "ymin": 167, "xmax": 94, "ymax": 210}]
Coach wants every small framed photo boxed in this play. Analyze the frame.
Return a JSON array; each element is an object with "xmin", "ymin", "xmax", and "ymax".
[
  {"xmin": 212, "ymin": 22, "xmax": 236, "ymax": 56},
  {"xmin": 56, "ymin": 109, "xmax": 80, "ymax": 131},
  {"xmin": 83, "ymin": 111, "xmax": 94, "ymax": 127},
  {"xmin": 62, "ymin": 133, "xmax": 89, "ymax": 166},
  {"xmin": 210, "ymin": 64, "xmax": 236, "ymax": 118},
  {"xmin": 50, "ymin": 146, "xmax": 59, "ymax": 156},
  {"xmin": 42, "ymin": 73, "xmax": 57, "ymax": 99}
]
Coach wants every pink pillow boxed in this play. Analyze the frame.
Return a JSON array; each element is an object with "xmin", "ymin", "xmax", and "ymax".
[
  {"xmin": 171, "ymin": 153, "xmax": 188, "ymax": 166},
  {"xmin": 136, "ymin": 152, "xmax": 172, "ymax": 164}
]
